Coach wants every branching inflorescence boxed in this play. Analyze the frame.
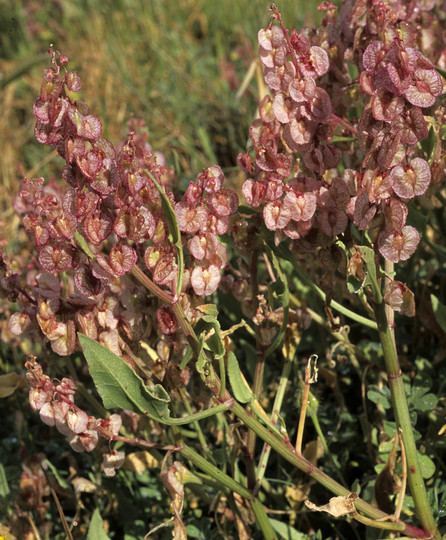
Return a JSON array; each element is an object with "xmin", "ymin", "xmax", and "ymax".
[{"xmin": 2, "ymin": 0, "xmax": 446, "ymax": 538}]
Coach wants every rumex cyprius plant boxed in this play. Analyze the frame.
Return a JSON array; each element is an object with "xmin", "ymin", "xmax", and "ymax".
[{"xmin": 3, "ymin": 1, "xmax": 446, "ymax": 538}]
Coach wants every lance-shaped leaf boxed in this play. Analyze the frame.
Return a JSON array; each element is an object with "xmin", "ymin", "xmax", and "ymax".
[
  {"xmin": 227, "ymin": 351, "xmax": 254, "ymax": 404},
  {"xmin": 358, "ymin": 246, "xmax": 382, "ymax": 304},
  {"xmin": 86, "ymin": 508, "xmax": 111, "ymax": 540},
  {"xmin": 430, "ymin": 294, "xmax": 446, "ymax": 334},
  {"xmin": 73, "ymin": 230, "xmax": 95, "ymax": 259},
  {"xmin": 79, "ymin": 333, "xmax": 171, "ymax": 420},
  {"xmin": 79, "ymin": 334, "xmax": 229, "ymax": 424},
  {"xmin": 147, "ymin": 171, "xmax": 184, "ymax": 297}
]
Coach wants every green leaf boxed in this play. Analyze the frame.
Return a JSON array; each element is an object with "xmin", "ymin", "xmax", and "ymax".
[
  {"xmin": 358, "ymin": 246, "xmax": 382, "ymax": 303},
  {"xmin": 418, "ymin": 453, "xmax": 436, "ymax": 479},
  {"xmin": 44, "ymin": 459, "xmax": 70, "ymax": 489},
  {"xmin": 269, "ymin": 517, "xmax": 307, "ymax": 539},
  {"xmin": 346, "ymin": 274, "xmax": 364, "ymax": 295},
  {"xmin": 73, "ymin": 231, "xmax": 95, "ymax": 259},
  {"xmin": 430, "ymin": 294, "xmax": 446, "ymax": 334},
  {"xmin": 411, "ymin": 392, "xmax": 438, "ymax": 412},
  {"xmin": 367, "ymin": 385, "xmax": 391, "ymax": 409},
  {"xmin": 0, "ymin": 463, "xmax": 10, "ymax": 497},
  {"xmin": 436, "ymin": 67, "xmax": 446, "ymax": 79},
  {"xmin": 0, "ymin": 372, "xmax": 23, "ymax": 398},
  {"xmin": 147, "ymin": 171, "xmax": 183, "ymax": 296},
  {"xmin": 194, "ymin": 315, "xmax": 225, "ymax": 357},
  {"xmin": 227, "ymin": 351, "xmax": 254, "ymax": 404},
  {"xmin": 86, "ymin": 508, "xmax": 111, "ymax": 540},
  {"xmin": 79, "ymin": 333, "xmax": 171, "ymax": 421},
  {"xmin": 419, "ymin": 125, "xmax": 436, "ymax": 161}
]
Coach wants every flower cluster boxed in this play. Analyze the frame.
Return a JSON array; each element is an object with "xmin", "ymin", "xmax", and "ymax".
[
  {"xmin": 10, "ymin": 47, "xmax": 240, "ymax": 356},
  {"xmin": 239, "ymin": 2, "xmax": 443, "ymax": 267},
  {"xmin": 175, "ymin": 165, "xmax": 238, "ymax": 296},
  {"xmin": 25, "ymin": 355, "xmax": 124, "ymax": 475},
  {"xmin": 352, "ymin": 22, "xmax": 442, "ymax": 263}
]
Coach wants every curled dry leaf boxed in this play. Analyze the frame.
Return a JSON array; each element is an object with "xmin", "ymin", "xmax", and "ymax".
[{"xmin": 305, "ymin": 493, "xmax": 358, "ymax": 517}]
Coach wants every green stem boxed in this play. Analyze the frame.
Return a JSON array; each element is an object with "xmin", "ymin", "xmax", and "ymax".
[
  {"xmin": 309, "ymin": 411, "xmax": 348, "ymax": 488},
  {"xmin": 255, "ymin": 349, "xmax": 294, "ymax": 492},
  {"xmin": 231, "ymin": 401, "xmax": 428, "ymax": 538},
  {"xmin": 246, "ymin": 249, "xmax": 264, "ymax": 489},
  {"xmin": 372, "ymin": 300, "xmax": 439, "ymax": 539},
  {"xmin": 250, "ymin": 498, "xmax": 278, "ymax": 540},
  {"xmin": 291, "ymin": 262, "xmax": 378, "ymax": 330},
  {"xmin": 178, "ymin": 387, "xmax": 213, "ymax": 459},
  {"xmin": 180, "ymin": 445, "xmax": 276, "ymax": 539}
]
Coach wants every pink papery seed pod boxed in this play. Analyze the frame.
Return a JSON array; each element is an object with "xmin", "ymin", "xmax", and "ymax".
[
  {"xmin": 390, "ymin": 158, "xmax": 431, "ymax": 199},
  {"xmin": 65, "ymin": 71, "xmax": 82, "ymax": 92},
  {"xmin": 383, "ymin": 198, "xmax": 408, "ymax": 232},
  {"xmin": 184, "ymin": 182, "xmax": 202, "ymax": 206},
  {"xmin": 348, "ymin": 191, "xmax": 377, "ymax": 231},
  {"xmin": 34, "ymin": 272, "xmax": 61, "ymax": 298},
  {"xmin": 67, "ymin": 107, "xmax": 102, "ymax": 141},
  {"xmin": 152, "ymin": 254, "xmax": 178, "ymax": 286},
  {"xmin": 283, "ymin": 218, "xmax": 313, "ymax": 240},
  {"xmin": 101, "ymin": 450, "xmax": 126, "ymax": 477},
  {"xmin": 289, "ymin": 76, "xmax": 316, "ymax": 102},
  {"xmin": 242, "ymin": 179, "xmax": 267, "ymax": 207},
  {"xmin": 237, "ymin": 153, "xmax": 254, "ymax": 174},
  {"xmin": 263, "ymin": 200, "xmax": 292, "ymax": 230},
  {"xmin": 98, "ymin": 413, "xmax": 122, "ymax": 438},
  {"xmin": 8, "ymin": 311, "xmax": 32, "ymax": 336},
  {"xmin": 51, "ymin": 319, "xmax": 76, "ymax": 356},
  {"xmin": 378, "ymin": 225, "xmax": 420, "ymax": 263},
  {"xmin": 157, "ymin": 306, "xmax": 178, "ymax": 335},
  {"xmin": 283, "ymin": 191, "xmax": 317, "ymax": 222},
  {"xmin": 188, "ymin": 233, "xmax": 219, "ymax": 261},
  {"xmin": 259, "ymin": 44, "xmax": 287, "ymax": 69},
  {"xmin": 404, "ymin": 69, "xmax": 443, "ymax": 108},
  {"xmin": 175, "ymin": 203, "xmax": 208, "ymax": 235},
  {"xmin": 34, "ymin": 122, "xmax": 64, "ymax": 145},
  {"xmin": 40, "ymin": 399, "xmax": 69, "ymax": 427},
  {"xmin": 272, "ymin": 93, "xmax": 296, "ymax": 123},
  {"xmin": 317, "ymin": 209, "xmax": 348, "ymax": 237},
  {"xmin": 259, "ymin": 95, "xmax": 275, "ymax": 123},
  {"xmin": 309, "ymin": 87, "xmax": 332, "ymax": 122},
  {"xmin": 207, "ymin": 188, "xmax": 239, "ymax": 217},
  {"xmin": 265, "ymin": 178, "xmax": 284, "ymax": 201},
  {"xmin": 384, "ymin": 280, "xmax": 415, "ymax": 317},
  {"xmin": 77, "ymin": 311, "xmax": 98, "ymax": 340},
  {"xmin": 74, "ymin": 264, "xmax": 103, "ymax": 296},
  {"xmin": 318, "ymin": 180, "xmax": 350, "ymax": 211},
  {"xmin": 299, "ymin": 46, "xmax": 330, "ymax": 79},
  {"xmin": 29, "ymin": 387, "xmax": 53, "ymax": 411},
  {"xmin": 258, "ymin": 26, "xmax": 285, "ymax": 51},
  {"xmin": 202, "ymin": 213, "xmax": 229, "ymax": 235},
  {"xmin": 84, "ymin": 211, "xmax": 113, "ymax": 245},
  {"xmin": 199, "ymin": 165, "xmax": 224, "ymax": 194},
  {"xmin": 66, "ymin": 409, "xmax": 89, "ymax": 434},
  {"xmin": 208, "ymin": 241, "xmax": 228, "ymax": 269},
  {"xmin": 99, "ymin": 330, "xmax": 121, "ymax": 356},
  {"xmin": 393, "ymin": 107, "xmax": 428, "ymax": 145},
  {"xmin": 371, "ymin": 91, "xmax": 405, "ymax": 122},
  {"xmin": 283, "ymin": 118, "xmax": 315, "ymax": 149},
  {"xmin": 56, "ymin": 378, "xmax": 77, "ymax": 397},
  {"xmin": 71, "ymin": 426, "xmax": 99, "ymax": 453},
  {"xmin": 363, "ymin": 169, "xmax": 393, "ymax": 204},
  {"xmin": 191, "ymin": 265, "xmax": 221, "ymax": 297},
  {"xmin": 109, "ymin": 243, "xmax": 137, "ymax": 277},
  {"xmin": 38, "ymin": 243, "xmax": 73, "ymax": 273},
  {"xmin": 362, "ymin": 41, "xmax": 385, "ymax": 73}
]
